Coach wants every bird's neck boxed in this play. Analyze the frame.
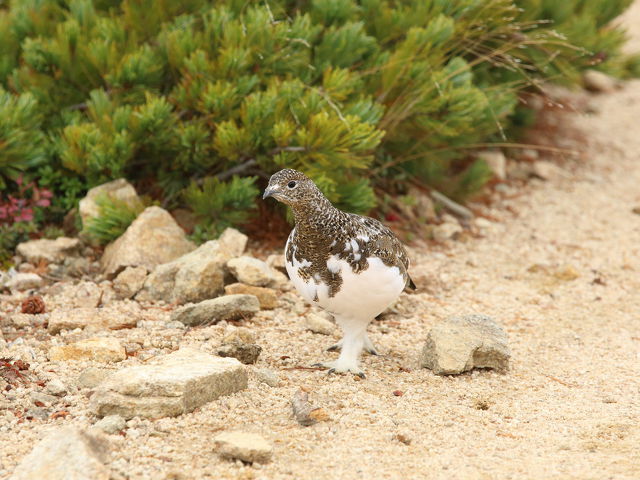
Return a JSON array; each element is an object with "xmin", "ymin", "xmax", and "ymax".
[{"xmin": 291, "ymin": 196, "xmax": 344, "ymax": 235}]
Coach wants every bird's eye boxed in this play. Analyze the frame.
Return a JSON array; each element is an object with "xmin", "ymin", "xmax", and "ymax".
[{"xmin": 287, "ymin": 181, "xmax": 297, "ymax": 189}]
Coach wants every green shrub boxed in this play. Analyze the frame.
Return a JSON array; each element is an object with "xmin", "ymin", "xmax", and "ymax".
[
  {"xmin": 82, "ymin": 194, "xmax": 144, "ymax": 245},
  {"xmin": 0, "ymin": 0, "xmax": 636, "ymax": 233}
]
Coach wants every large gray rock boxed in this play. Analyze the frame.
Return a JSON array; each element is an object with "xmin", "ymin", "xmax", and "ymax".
[
  {"xmin": 9, "ymin": 427, "xmax": 110, "ymax": 480},
  {"xmin": 214, "ymin": 431, "xmax": 273, "ymax": 464},
  {"xmin": 89, "ymin": 348, "xmax": 247, "ymax": 419},
  {"xmin": 101, "ymin": 206, "xmax": 195, "ymax": 278},
  {"xmin": 227, "ymin": 256, "xmax": 274, "ymax": 287},
  {"xmin": 138, "ymin": 238, "xmax": 236, "ymax": 304},
  {"xmin": 79, "ymin": 178, "xmax": 141, "ymax": 226},
  {"xmin": 421, "ymin": 314, "xmax": 510, "ymax": 375},
  {"xmin": 171, "ymin": 295, "xmax": 260, "ymax": 326},
  {"xmin": 16, "ymin": 237, "xmax": 81, "ymax": 264},
  {"xmin": 47, "ymin": 307, "xmax": 137, "ymax": 334}
]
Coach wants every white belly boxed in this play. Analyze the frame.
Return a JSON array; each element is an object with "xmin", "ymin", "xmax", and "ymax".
[{"xmin": 285, "ymin": 251, "xmax": 405, "ymax": 321}]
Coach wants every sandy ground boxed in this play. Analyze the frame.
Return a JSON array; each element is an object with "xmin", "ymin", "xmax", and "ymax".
[{"xmin": 2, "ymin": 5, "xmax": 640, "ymax": 480}]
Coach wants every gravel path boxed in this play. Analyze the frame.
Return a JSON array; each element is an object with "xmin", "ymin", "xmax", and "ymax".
[{"xmin": 2, "ymin": 6, "xmax": 640, "ymax": 480}]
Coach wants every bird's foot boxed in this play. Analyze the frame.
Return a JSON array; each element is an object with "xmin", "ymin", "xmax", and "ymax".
[{"xmin": 312, "ymin": 361, "xmax": 365, "ymax": 379}]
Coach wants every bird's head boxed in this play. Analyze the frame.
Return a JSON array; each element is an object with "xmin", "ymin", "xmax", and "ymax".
[{"xmin": 263, "ymin": 168, "xmax": 320, "ymax": 208}]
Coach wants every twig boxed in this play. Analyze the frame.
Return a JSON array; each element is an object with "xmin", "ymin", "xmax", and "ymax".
[
  {"xmin": 214, "ymin": 159, "xmax": 258, "ymax": 181},
  {"xmin": 431, "ymin": 191, "xmax": 474, "ymax": 220}
]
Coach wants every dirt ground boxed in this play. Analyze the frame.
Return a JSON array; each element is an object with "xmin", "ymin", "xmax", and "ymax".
[{"xmin": 2, "ymin": 4, "xmax": 640, "ymax": 480}]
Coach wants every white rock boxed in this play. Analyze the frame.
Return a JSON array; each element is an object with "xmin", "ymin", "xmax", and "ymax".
[
  {"xmin": 7, "ymin": 273, "xmax": 42, "ymax": 291},
  {"xmin": 16, "ymin": 237, "xmax": 81, "ymax": 264},
  {"xmin": 420, "ymin": 314, "xmax": 510, "ymax": 375},
  {"xmin": 77, "ymin": 367, "xmax": 111, "ymax": 389},
  {"xmin": 432, "ymin": 215, "xmax": 463, "ymax": 242},
  {"xmin": 171, "ymin": 295, "xmax": 260, "ymax": 326},
  {"xmin": 583, "ymin": 69, "xmax": 618, "ymax": 93},
  {"xmin": 214, "ymin": 431, "xmax": 273, "ymax": 464},
  {"xmin": 89, "ymin": 348, "xmax": 247, "ymax": 419},
  {"xmin": 46, "ymin": 378, "xmax": 68, "ymax": 396},
  {"xmin": 217, "ymin": 228, "xmax": 248, "ymax": 257},
  {"xmin": 227, "ymin": 256, "xmax": 274, "ymax": 287},
  {"xmin": 477, "ymin": 150, "xmax": 507, "ymax": 181},
  {"xmin": 49, "ymin": 337, "xmax": 127, "ymax": 363},
  {"xmin": 101, "ymin": 206, "xmax": 195, "ymax": 278},
  {"xmin": 9, "ymin": 427, "xmax": 110, "ymax": 480},
  {"xmin": 304, "ymin": 313, "xmax": 335, "ymax": 335},
  {"xmin": 79, "ymin": 178, "xmax": 141, "ymax": 226},
  {"xmin": 255, "ymin": 368, "xmax": 279, "ymax": 388}
]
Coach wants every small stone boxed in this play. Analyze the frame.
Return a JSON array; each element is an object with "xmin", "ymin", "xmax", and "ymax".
[
  {"xmin": 77, "ymin": 367, "xmax": 111, "ymax": 389},
  {"xmin": 30, "ymin": 391, "xmax": 59, "ymax": 406},
  {"xmin": 477, "ymin": 150, "xmax": 507, "ymax": 180},
  {"xmin": 46, "ymin": 378, "xmax": 68, "ymax": 396},
  {"xmin": 217, "ymin": 228, "xmax": 248, "ymax": 258},
  {"xmin": 10, "ymin": 427, "xmax": 110, "ymax": 480},
  {"xmin": 222, "ymin": 327, "xmax": 257, "ymax": 345},
  {"xmin": 171, "ymin": 295, "xmax": 260, "ymax": 326},
  {"xmin": 113, "ymin": 266, "xmax": 148, "ymax": 299},
  {"xmin": 420, "ymin": 314, "xmax": 510, "ymax": 375},
  {"xmin": 101, "ymin": 206, "xmax": 195, "ymax": 278},
  {"xmin": 255, "ymin": 368, "xmax": 279, "ymax": 387},
  {"xmin": 531, "ymin": 161, "xmax": 567, "ymax": 181},
  {"xmin": 583, "ymin": 69, "xmax": 618, "ymax": 93},
  {"xmin": 25, "ymin": 407, "xmax": 50, "ymax": 421},
  {"xmin": 432, "ymin": 215, "xmax": 463, "ymax": 242},
  {"xmin": 79, "ymin": 178, "xmax": 142, "ymax": 226},
  {"xmin": 89, "ymin": 348, "xmax": 247, "ymax": 419},
  {"xmin": 48, "ymin": 307, "xmax": 137, "ymax": 334},
  {"xmin": 217, "ymin": 343, "xmax": 262, "ymax": 365},
  {"xmin": 394, "ymin": 432, "xmax": 412, "ymax": 445},
  {"xmin": 224, "ymin": 283, "xmax": 278, "ymax": 309},
  {"xmin": 94, "ymin": 415, "xmax": 126, "ymax": 435},
  {"xmin": 474, "ymin": 217, "xmax": 493, "ymax": 230},
  {"xmin": 304, "ymin": 313, "xmax": 335, "ymax": 335},
  {"xmin": 214, "ymin": 431, "xmax": 273, "ymax": 464},
  {"xmin": 16, "ymin": 237, "xmax": 81, "ymax": 264},
  {"xmin": 69, "ymin": 281, "xmax": 104, "ymax": 308},
  {"xmin": 266, "ymin": 254, "xmax": 286, "ymax": 273},
  {"xmin": 291, "ymin": 389, "xmax": 319, "ymax": 426},
  {"xmin": 227, "ymin": 256, "xmax": 274, "ymax": 287},
  {"xmin": 7, "ymin": 273, "xmax": 43, "ymax": 291},
  {"xmin": 49, "ymin": 337, "xmax": 127, "ymax": 363}
]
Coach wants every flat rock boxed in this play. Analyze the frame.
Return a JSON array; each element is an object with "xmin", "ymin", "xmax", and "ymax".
[
  {"xmin": 89, "ymin": 348, "xmax": 247, "ymax": 419},
  {"xmin": 224, "ymin": 283, "xmax": 278, "ymax": 309},
  {"xmin": 7, "ymin": 273, "xmax": 43, "ymax": 291},
  {"xmin": 420, "ymin": 314, "xmax": 510, "ymax": 375},
  {"xmin": 16, "ymin": 237, "xmax": 81, "ymax": 264},
  {"xmin": 304, "ymin": 313, "xmax": 335, "ymax": 335},
  {"xmin": 79, "ymin": 178, "xmax": 141, "ymax": 226},
  {"xmin": 48, "ymin": 307, "xmax": 137, "ymax": 334},
  {"xmin": 9, "ymin": 427, "xmax": 110, "ymax": 480},
  {"xmin": 113, "ymin": 266, "xmax": 148, "ymax": 299},
  {"xmin": 171, "ymin": 295, "xmax": 260, "ymax": 326},
  {"xmin": 101, "ymin": 206, "xmax": 195, "ymax": 278},
  {"xmin": 49, "ymin": 337, "xmax": 126, "ymax": 363},
  {"xmin": 77, "ymin": 367, "xmax": 111, "ymax": 389},
  {"xmin": 214, "ymin": 431, "xmax": 273, "ymax": 464},
  {"xmin": 227, "ymin": 256, "xmax": 274, "ymax": 287}
]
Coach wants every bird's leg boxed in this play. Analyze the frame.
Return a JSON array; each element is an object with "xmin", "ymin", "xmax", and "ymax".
[
  {"xmin": 314, "ymin": 319, "xmax": 367, "ymax": 378},
  {"xmin": 327, "ymin": 333, "xmax": 379, "ymax": 355}
]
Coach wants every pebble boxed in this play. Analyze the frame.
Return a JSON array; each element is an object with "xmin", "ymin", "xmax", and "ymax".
[
  {"xmin": 476, "ymin": 150, "xmax": 507, "ymax": 180},
  {"xmin": 7, "ymin": 273, "xmax": 43, "ymax": 291},
  {"xmin": 255, "ymin": 368, "xmax": 280, "ymax": 388},
  {"xmin": 46, "ymin": 378, "xmax": 68, "ymax": 396},
  {"xmin": 583, "ymin": 69, "xmax": 618, "ymax": 93},
  {"xmin": 170, "ymin": 295, "xmax": 260, "ymax": 326},
  {"xmin": 94, "ymin": 414, "xmax": 126, "ymax": 434},
  {"xmin": 77, "ymin": 367, "xmax": 112, "ymax": 389},
  {"xmin": 217, "ymin": 343, "xmax": 262, "ymax": 365},
  {"xmin": 213, "ymin": 431, "xmax": 273, "ymax": 464},
  {"xmin": 113, "ymin": 266, "xmax": 148, "ymax": 299},
  {"xmin": 30, "ymin": 391, "xmax": 58, "ymax": 406}
]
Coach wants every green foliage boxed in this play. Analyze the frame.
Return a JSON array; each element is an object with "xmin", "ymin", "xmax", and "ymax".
[
  {"xmin": 0, "ymin": 0, "xmax": 636, "ymax": 231},
  {"xmin": 184, "ymin": 175, "xmax": 259, "ymax": 242},
  {"xmin": 83, "ymin": 194, "xmax": 144, "ymax": 245}
]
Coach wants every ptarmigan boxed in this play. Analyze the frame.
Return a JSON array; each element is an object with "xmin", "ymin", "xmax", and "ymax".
[{"xmin": 263, "ymin": 169, "xmax": 415, "ymax": 377}]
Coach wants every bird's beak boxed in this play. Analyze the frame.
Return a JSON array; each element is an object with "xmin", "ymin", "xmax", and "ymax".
[{"xmin": 262, "ymin": 186, "xmax": 277, "ymax": 200}]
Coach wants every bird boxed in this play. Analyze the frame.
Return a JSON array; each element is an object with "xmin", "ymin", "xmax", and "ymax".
[{"xmin": 263, "ymin": 168, "xmax": 415, "ymax": 377}]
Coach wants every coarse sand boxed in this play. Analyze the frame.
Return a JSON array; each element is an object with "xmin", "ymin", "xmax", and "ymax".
[{"xmin": 1, "ymin": 4, "xmax": 640, "ymax": 480}]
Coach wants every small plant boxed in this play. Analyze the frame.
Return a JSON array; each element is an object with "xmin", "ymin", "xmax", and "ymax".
[
  {"xmin": 83, "ymin": 194, "xmax": 144, "ymax": 245},
  {"xmin": 0, "ymin": 176, "xmax": 52, "ymax": 225},
  {"xmin": 184, "ymin": 175, "xmax": 259, "ymax": 243}
]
